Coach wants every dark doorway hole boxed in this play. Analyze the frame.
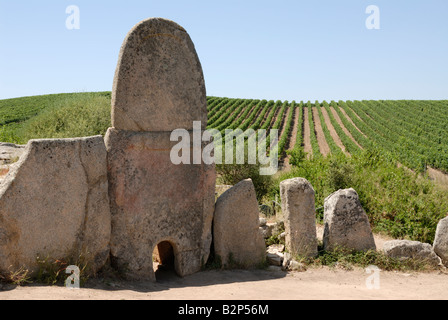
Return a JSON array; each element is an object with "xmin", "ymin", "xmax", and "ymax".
[{"xmin": 152, "ymin": 241, "xmax": 178, "ymax": 281}]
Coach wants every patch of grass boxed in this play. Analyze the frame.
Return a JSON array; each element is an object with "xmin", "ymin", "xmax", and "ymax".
[
  {"xmin": 297, "ymin": 246, "xmax": 435, "ymax": 272},
  {"xmin": 0, "ymin": 92, "xmax": 111, "ymax": 144},
  {"xmin": 20, "ymin": 93, "xmax": 111, "ymax": 142},
  {"xmin": 34, "ymin": 253, "xmax": 90, "ymax": 286},
  {"xmin": 0, "ymin": 266, "xmax": 32, "ymax": 286}
]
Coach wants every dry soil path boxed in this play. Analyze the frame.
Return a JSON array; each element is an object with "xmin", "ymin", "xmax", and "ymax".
[
  {"xmin": 311, "ymin": 107, "xmax": 331, "ymax": 156},
  {"xmin": 303, "ymin": 107, "xmax": 312, "ymax": 157},
  {"xmin": 2, "ymin": 226, "xmax": 446, "ymax": 300},
  {"xmin": 1, "ymin": 267, "xmax": 447, "ymax": 300}
]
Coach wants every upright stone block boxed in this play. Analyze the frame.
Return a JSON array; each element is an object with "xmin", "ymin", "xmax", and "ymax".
[
  {"xmin": 106, "ymin": 129, "xmax": 215, "ymax": 280},
  {"xmin": 107, "ymin": 18, "xmax": 216, "ymax": 280},
  {"xmin": 433, "ymin": 217, "xmax": 448, "ymax": 267},
  {"xmin": 213, "ymin": 179, "xmax": 266, "ymax": 268},
  {"xmin": 112, "ymin": 18, "xmax": 207, "ymax": 132},
  {"xmin": 280, "ymin": 178, "xmax": 318, "ymax": 258},
  {"xmin": 323, "ymin": 188, "xmax": 376, "ymax": 252}
]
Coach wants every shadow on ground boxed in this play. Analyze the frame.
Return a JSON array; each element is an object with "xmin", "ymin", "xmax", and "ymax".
[{"xmin": 0, "ymin": 268, "xmax": 288, "ymax": 294}]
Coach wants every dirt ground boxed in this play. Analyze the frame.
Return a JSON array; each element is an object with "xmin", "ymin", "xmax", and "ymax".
[
  {"xmin": 1, "ymin": 267, "xmax": 447, "ymax": 300},
  {"xmin": 1, "ymin": 227, "xmax": 447, "ymax": 300}
]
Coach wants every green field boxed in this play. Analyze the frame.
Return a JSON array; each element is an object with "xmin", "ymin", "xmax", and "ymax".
[{"xmin": 1, "ymin": 92, "xmax": 448, "ymax": 244}]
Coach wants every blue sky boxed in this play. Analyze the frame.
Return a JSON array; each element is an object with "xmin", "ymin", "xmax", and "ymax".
[{"xmin": 0, "ymin": 0, "xmax": 447, "ymax": 101}]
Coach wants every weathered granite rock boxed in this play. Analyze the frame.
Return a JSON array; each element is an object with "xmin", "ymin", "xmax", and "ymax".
[
  {"xmin": 213, "ymin": 179, "xmax": 266, "ymax": 268},
  {"xmin": 112, "ymin": 18, "xmax": 207, "ymax": 132},
  {"xmin": 106, "ymin": 128, "xmax": 216, "ymax": 280},
  {"xmin": 323, "ymin": 188, "xmax": 376, "ymax": 252},
  {"xmin": 0, "ymin": 137, "xmax": 110, "ymax": 275},
  {"xmin": 107, "ymin": 17, "xmax": 216, "ymax": 281},
  {"xmin": 280, "ymin": 178, "xmax": 318, "ymax": 258},
  {"xmin": 266, "ymin": 244, "xmax": 285, "ymax": 266},
  {"xmin": 434, "ymin": 217, "xmax": 448, "ymax": 266},
  {"xmin": 383, "ymin": 240, "xmax": 441, "ymax": 267}
]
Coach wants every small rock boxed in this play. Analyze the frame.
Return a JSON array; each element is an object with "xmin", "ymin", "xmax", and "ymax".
[
  {"xmin": 259, "ymin": 218, "xmax": 267, "ymax": 227},
  {"xmin": 267, "ymin": 252, "xmax": 284, "ymax": 266},
  {"xmin": 267, "ymin": 266, "xmax": 282, "ymax": 272},
  {"xmin": 289, "ymin": 260, "xmax": 307, "ymax": 272},
  {"xmin": 267, "ymin": 244, "xmax": 285, "ymax": 254},
  {"xmin": 278, "ymin": 232, "xmax": 286, "ymax": 243},
  {"xmin": 383, "ymin": 240, "xmax": 441, "ymax": 267},
  {"xmin": 282, "ymin": 252, "xmax": 292, "ymax": 270}
]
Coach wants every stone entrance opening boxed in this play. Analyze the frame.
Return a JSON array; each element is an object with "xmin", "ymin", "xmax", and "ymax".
[{"xmin": 152, "ymin": 241, "xmax": 178, "ymax": 281}]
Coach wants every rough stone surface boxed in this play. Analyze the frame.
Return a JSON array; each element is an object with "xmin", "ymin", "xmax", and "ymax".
[
  {"xmin": 280, "ymin": 178, "xmax": 318, "ymax": 258},
  {"xmin": 282, "ymin": 252, "xmax": 292, "ymax": 270},
  {"xmin": 108, "ymin": 17, "xmax": 215, "ymax": 281},
  {"xmin": 434, "ymin": 217, "xmax": 448, "ymax": 266},
  {"xmin": 213, "ymin": 179, "xmax": 266, "ymax": 268},
  {"xmin": 0, "ymin": 137, "xmax": 110, "ymax": 275},
  {"xmin": 112, "ymin": 18, "xmax": 207, "ymax": 132},
  {"xmin": 266, "ymin": 245, "xmax": 284, "ymax": 266},
  {"xmin": 383, "ymin": 240, "xmax": 441, "ymax": 267},
  {"xmin": 106, "ymin": 128, "xmax": 216, "ymax": 280},
  {"xmin": 323, "ymin": 188, "xmax": 376, "ymax": 252}
]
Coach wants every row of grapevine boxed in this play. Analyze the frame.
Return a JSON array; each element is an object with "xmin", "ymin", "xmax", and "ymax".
[
  {"xmin": 277, "ymin": 101, "xmax": 296, "ymax": 156},
  {"xmin": 315, "ymin": 101, "xmax": 342, "ymax": 155},
  {"xmin": 203, "ymin": 97, "xmax": 448, "ymax": 172},
  {"xmin": 322, "ymin": 102, "xmax": 361, "ymax": 155},
  {"xmin": 307, "ymin": 101, "xmax": 321, "ymax": 157}
]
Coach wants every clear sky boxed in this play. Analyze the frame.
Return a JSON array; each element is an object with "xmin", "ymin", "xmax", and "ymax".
[{"xmin": 0, "ymin": 0, "xmax": 447, "ymax": 101}]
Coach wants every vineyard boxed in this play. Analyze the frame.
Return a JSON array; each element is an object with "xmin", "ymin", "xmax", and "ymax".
[
  {"xmin": 1, "ymin": 93, "xmax": 448, "ymax": 242},
  {"xmin": 206, "ymin": 96, "xmax": 448, "ymax": 174},
  {"xmin": 1, "ymin": 93, "xmax": 448, "ymax": 175}
]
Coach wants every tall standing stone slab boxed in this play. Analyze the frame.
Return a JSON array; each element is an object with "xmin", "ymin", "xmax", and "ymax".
[
  {"xmin": 280, "ymin": 178, "xmax": 318, "ymax": 258},
  {"xmin": 112, "ymin": 17, "xmax": 207, "ymax": 132},
  {"xmin": 213, "ymin": 179, "xmax": 266, "ymax": 268},
  {"xmin": 323, "ymin": 188, "xmax": 376, "ymax": 252},
  {"xmin": 107, "ymin": 18, "xmax": 216, "ymax": 281}
]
